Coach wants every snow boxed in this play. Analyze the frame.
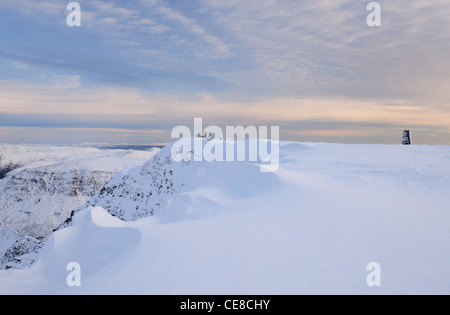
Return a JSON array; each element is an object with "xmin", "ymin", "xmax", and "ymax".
[
  {"xmin": 0, "ymin": 224, "xmax": 41, "ymax": 270},
  {"xmin": 0, "ymin": 145, "xmax": 99, "ymax": 176},
  {"xmin": 0, "ymin": 146, "xmax": 159, "ymax": 240},
  {"xmin": 0, "ymin": 145, "xmax": 159, "ymax": 269},
  {"xmin": 0, "ymin": 141, "xmax": 449, "ymax": 294}
]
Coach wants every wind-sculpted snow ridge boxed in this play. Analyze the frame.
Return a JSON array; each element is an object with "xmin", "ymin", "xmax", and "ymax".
[
  {"xmin": 2, "ymin": 207, "xmax": 141, "ymax": 294},
  {"xmin": 79, "ymin": 139, "xmax": 280, "ymax": 223}
]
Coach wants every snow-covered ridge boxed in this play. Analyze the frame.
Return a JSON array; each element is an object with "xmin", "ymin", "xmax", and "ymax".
[
  {"xmin": 76, "ymin": 139, "xmax": 279, "ymax": 223},
  {"xmin": 83, "ymin": 144, "xmax": 193, "ymax": 221},
  {"xmin": 0, "ymin": 145, "xmax": 160, "ymax": 269}
]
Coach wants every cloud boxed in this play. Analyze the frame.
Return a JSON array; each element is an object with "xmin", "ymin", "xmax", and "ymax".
[
  {"xmin": 0, "ymin": 82, "xmax": 158, "ymax": 115},
  {"xmin": 198, "ymin": 0, "xmax": 450, "ymax": 103},
  {"xmin": 0, "ymin": 126, "xmax": 168, "ymax": 145},
  {"xmin": 3, "ymin": 0, "xmax": 450, "ymax": 100},
  {"xmin": 80, "ymin": 0, "xmax": 231, "ymax": 58},
  {"xmin": 1, "ymin": 81, "xmax": 449, "ymax": 127},
  {"xmin": 156, "ymin": 5, "xmax": 231, "ymax": 58},
  {"xmin": 0, "ymin": 80, "xmax": 448, "ymax": 144},
  {"xmin": 0, "ymin": 49, "xmax": 225, "ymax": 92},
  {"xmin": 0, "ymin": 0, "xmax": 62, "ymax": 16},
  {"xmin": 41, "ymin": 74, "xmax": 81, "ymax": 89}
]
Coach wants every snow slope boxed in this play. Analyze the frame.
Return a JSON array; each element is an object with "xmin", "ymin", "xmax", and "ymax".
[{"xmin": 0, "ymin": 142, "xmax": 449, "ymax": 294}]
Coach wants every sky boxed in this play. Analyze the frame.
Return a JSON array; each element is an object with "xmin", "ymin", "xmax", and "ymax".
[{"xmin": 0, "ymin": 0, "xmax": 449, "ymax": 145}]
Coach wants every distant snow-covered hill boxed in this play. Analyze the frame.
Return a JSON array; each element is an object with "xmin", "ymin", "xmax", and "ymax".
[{"xmin": 0, "ymin": 145, "xmax": 98, "ymax": 179}]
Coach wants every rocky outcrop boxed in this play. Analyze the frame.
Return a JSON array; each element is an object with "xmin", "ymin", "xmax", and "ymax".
[
  {"xmin": 0, "ymin": 167, "xmax": 115, "ymax": 240},
  {"xmin": 0, "ymin": 224, "xmax": 41, "ymax": 270},
  {"xmin": 85, "ymin": 145, "xmax": 194, "ymax": 221}
]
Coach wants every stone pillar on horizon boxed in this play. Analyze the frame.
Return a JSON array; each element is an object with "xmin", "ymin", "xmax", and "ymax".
[{"xmin": 402, "ymin": 130, "xmax": 412, "ymax": 145}]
